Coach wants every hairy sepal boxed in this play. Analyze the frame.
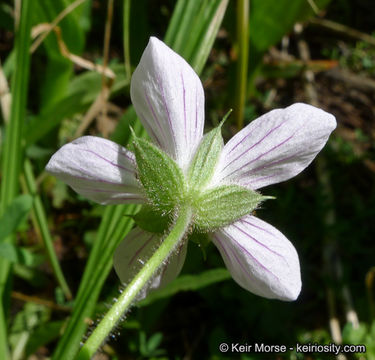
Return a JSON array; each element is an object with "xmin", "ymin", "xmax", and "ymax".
[
  {"xmin": 188, "ymin": 125, "xmax": 223, "ymax": 191},
  {"xmin": 133, "ymin": 136, "xmax": 185, "ymax": 211},
  {"xmin": 193, "ymin": 185, "xmax": 266, "ymax": 231},
  {"xmin": 132, "ymin": 205, "xmax": 172, "ymax": 234}
]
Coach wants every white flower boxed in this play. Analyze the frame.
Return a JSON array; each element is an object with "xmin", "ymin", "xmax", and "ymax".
[{"xmin": 46, "ymin": 37, "xmax": 336, "ymax": 301}]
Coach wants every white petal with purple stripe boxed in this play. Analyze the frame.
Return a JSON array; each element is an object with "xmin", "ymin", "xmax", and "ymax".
[
  {"xmin": 212, "ymin": 215, "xmax": 301, "ymax": 300},
  {"xmin": 214, "ymin": 103, "xmax": 336, "ymax": 190},
  {"xmin": 113, "ymin": 227, "xmax": 188, "ymax": 298},
  {"xmin": 130, "ymin": 37, "xmax": 205, "ymax": 171},
  {"xmin": 46, "ymin": 136, "xmax": 144, "ymax": 204}
]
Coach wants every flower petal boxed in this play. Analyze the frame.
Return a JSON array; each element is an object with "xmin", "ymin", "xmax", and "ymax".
[
  {"xmin": 113, "ymin": 227, "xmax": 188, "ymax": 298},
  {"xmin": 212, "ymin": 215, "xmax": 301, "ymax": 301},
  {"xmin": 46, "ymin": 136, "xmax": 144, "ymax": 204},
  {"xmin": 130, "ymin": 37, "xmax": 205, "ymax": 170},
  {"xmin": 214, "ymin": 103, "xmax": 336, "ymax": 189}
]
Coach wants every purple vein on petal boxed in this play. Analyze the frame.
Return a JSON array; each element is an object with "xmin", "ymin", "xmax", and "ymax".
[
  {"xmin": 71, "ymin": 167, "xmax": 132, "ymax": 187},
  {"xmin": 77, "ymin": 148, "xmax": 134, "ymax": 173},
  {"xmin": 181, "ymin": 72, "xmax": 187, "ymax": 145},
  {"xmin": 240, "ymin": 219, "xmax": 276, "ymax": 237},
  {"xmin": 99, "ymin": 141, "xmax": 135, "ymax": 164},
  {"xmin": 225, "ymin": 132, "xmax": 296, "ymax": 178},
  {"xmin": 128, "ymin": 234, "xmax": 155, "ymax": 266},
  {"xmin": 218, "ymin": 233, "xmax": 268, "ymax": 284},
  {"xmin": 213, "ymin": 234, "xmax": 233, "ymax": 267},
  {"xmin": 75, "ymin": 187, "xmax": 138, "ymax": 195},
  {"xmin": 138, "ymin": 111, "xmax": 163, "ymax": 148},
  {"xmin": 243, "ymin": 154, "xmax": 297, "ymax": 176},
  {"xmin": 215, "ymin": 233, "xmax": 280, "ymax": 284},
  {"xmin": 229, "ymin": 234, "xmax": 280, "ymax": 281},
  {"xmin": 243, "ymin": 172, "xmax": 282, "ymax": 187},
  {"xmin": 233, "ymin": 223, "xmax": 283, "ymax": 259},
  {"xmin": 155, "ymin": 72, "xmax": 177, "ymax": 155},
  {"xmin": 144, "ymin": 90, "xmax": 167, "ymax": 145},
  {"xmin": 222, "ymin": 118, "xmax": 289, "ymax": 172},
  {"xmin": 239, "ymin": 155, "xmax": 297, "ymax": 186},
  {"xmin": 225, "ymin": 119, "xmax": 264, "ymax": 156},
  {"xmin": 74, "ymin": 186, "xmax": 143, "ymax": 201}
]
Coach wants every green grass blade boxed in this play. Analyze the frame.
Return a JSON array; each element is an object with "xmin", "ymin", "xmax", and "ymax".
[
  {"xmin": 179, "ymin": 0, "xmax": 217, "ymax": 59},
  {"xmin": 164, "ymin": 0, "xmax": 200, "ymax": 51},
  {"xmin": 163, "ymin": 0, "xmax": 186, "ymax": 46},
  {"xmin": 123, "ymin": 0, "xmax": 131, "ymax": 80},
  {"xmin": 22, "ymin": 159, "xmax": 72, "ymax": 300},
  {"xmin": 52, "ymin": 204, "xmax": 138, "ymax": 360},
  {"xmin": 0, "ymin": 0, "xmax": 33, "ymax": 357},
  {"xmin": 234, "ymin": 0, "xmax": 249, "ymax": 130},
  {"xmin": 166, "ymin": 0, "xmax": 229, "ymax": 74},
  {"xmin": 0, "ymin": 6, "xmax": 32, "ymax": 212},
  {"xmin": 189, "ymin": 0, "xmax": 229, "ymax": 74}
]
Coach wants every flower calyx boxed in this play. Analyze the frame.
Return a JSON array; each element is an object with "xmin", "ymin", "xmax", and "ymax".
[{"xmin": 132, "ymin": 124, "xmax": 269, "ymax": 234}]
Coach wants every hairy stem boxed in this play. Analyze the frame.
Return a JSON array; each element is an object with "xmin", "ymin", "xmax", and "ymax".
[{"xmin": 75, "ymin": 206, "xmax": 192, "ymax": 360}]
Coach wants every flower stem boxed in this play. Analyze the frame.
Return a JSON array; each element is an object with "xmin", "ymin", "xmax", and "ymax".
[
  {"xmin": 75, "ymin": 206, "xmax": 192, "ymax": 360},
  {"xmin": 234, "ymin": 0, "xmax": 249, "ymax": 130}
]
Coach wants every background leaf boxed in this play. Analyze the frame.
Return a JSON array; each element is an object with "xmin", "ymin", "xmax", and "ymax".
[
  {"xmin": 0, "ymin": 243, "xmax": 44, "ymax": 266},
  {"xmin": 0, "ymin": 195, "xmax": 33, "ymax": 243}
]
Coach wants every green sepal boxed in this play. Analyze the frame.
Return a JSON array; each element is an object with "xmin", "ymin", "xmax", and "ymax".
[
  {"xmin": 188, "ymin": 124, "xmax": 223, "ymax": 191},
  {"xmin": 132, "ymin": 135, "xmax": 186, "ymax": 211},
  {"xmin": 193, "ymin": 185, "xmax": 267, "ymax": 231},
  {"xmin": 132, "ymin": 205, "xmax": 172, "ymax": 234}
]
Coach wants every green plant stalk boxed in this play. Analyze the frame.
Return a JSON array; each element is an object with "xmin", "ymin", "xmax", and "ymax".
[
  {"xmin": 180, "ymin": 0, "xmax": 213, "ymax": 60},
  {"xmin": 0, "ymin": 0, "xmax": 32, "ymax": 357},
  {"xmin": 190, "ymin": 0, "xmax": 229, "ymax": 74},
  {"xmin": 0, "ymin": 3, "xmax": 32, "ymax": 215},
  {"xmin": 165, "ymin": 0, "xmax": 201, "ymax": 51},
  {"xmin": 22, "ymin": 159, "xmax": 72, "ymax": 300},
  {"xmin": 75, "ymin": 206, "xmax": 192, "ymax": 360},
  {"xmin": 52, "ymin": 204, "xmax": 138, "ymax": 360},
  {"xmin": 234, "ymin": 0, "xmax": 249, "ymax": 130},
  {"xmin": 76, "ymin": 206, "xmax": 116, "ymax": 293},
  {"xmin": 165, "ymin": 0, "xmax": 229, "ymax": 73},
  {"xmin": 123, "ymin": 0, "xmax": 131, "ymax": 81}
]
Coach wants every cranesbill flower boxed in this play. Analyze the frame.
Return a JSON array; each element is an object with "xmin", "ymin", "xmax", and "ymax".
[{"xmin": 46, "ymin": 37, "xmax": 336, "ymax": 301}]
